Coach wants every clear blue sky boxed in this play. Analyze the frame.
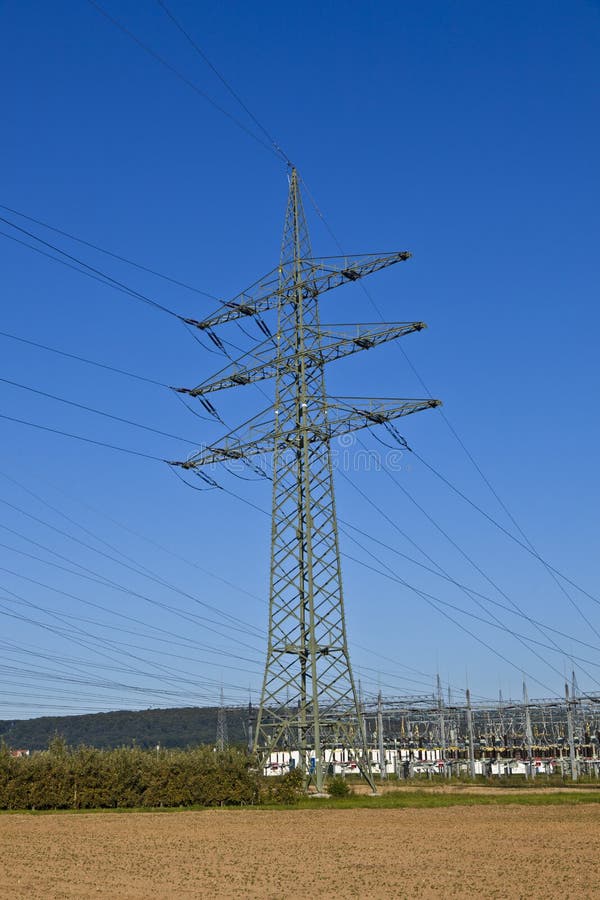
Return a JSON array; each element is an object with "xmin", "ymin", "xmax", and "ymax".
[{"xmin": 1, "ymin": 0, "xmax": 599, "ymax": 718}]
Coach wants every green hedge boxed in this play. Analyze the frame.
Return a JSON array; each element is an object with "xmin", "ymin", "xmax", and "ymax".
[{"xmin": 0, "ymin": 739, "xmax": 286, "ymax": 810}]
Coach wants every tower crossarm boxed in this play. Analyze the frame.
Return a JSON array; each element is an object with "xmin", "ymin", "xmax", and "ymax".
[
  {"xmin": 168, "ymin": 397, "xmax": 441, "ymax": 469},
  {"xmin": 173, "ymin": 322, "xmax": 426, "ymax": 397},
  {"xmin": 182, "ymin": 252, "xmax": 412, "ymax": 330}
]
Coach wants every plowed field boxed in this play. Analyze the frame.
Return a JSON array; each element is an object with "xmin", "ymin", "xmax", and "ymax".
[{"xmin": 1, "ymin": 805, "xmax": 598, "ymax": 898}]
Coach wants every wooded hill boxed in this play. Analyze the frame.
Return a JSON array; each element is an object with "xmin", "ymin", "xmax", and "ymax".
[{"xmin": 0, "ymin": 706, "xmax": 249, "ymax": 751}]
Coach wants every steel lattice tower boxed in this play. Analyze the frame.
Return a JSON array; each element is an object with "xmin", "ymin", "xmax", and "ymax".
[
  {"xmin": 216, "ymin": 686, "xmax": 228, "ymax": 751},
  {"xmin": 170, "ymin": 168, "xmax": 440, "ymax": 792}
]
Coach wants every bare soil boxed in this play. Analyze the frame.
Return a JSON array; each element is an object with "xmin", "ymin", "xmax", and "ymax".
[
  {"xmin": 351, "ymin": 781, "xmax": 600, "ymax": 795},
  {"xmin": 1, "ymin": 806, "xmax": 599, "ymax": 898}
]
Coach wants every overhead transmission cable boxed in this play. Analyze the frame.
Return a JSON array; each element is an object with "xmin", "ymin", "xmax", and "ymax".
[
  {"xmin": 380, "ymin": 444, "xmax": 600, "ymax": 679},
  {"xmin": 159, "ymin": 468, "xmax": 566, "ymax": 696},
  {"xmin": 0, "ymin": 491, "xmax": 264, "ymax": 639},
  {"xmin": 378, "ymin": 286, "xmax": 596, "ymax": 638},
  {"xmin": 0, "ymin": 411, "xmax": 167, "ymax": 462},
  {"xmin": 0, "ymin": 577, "xmax": 261, "ymax": 668},
  {"xmin": 0, "ymin": 216, "xmax": 262, "ymax": 388},
  {"xmin": 347, "ymin": 442, "xmax": 599, "ymax": 677},
  {"xmin": 0, "ymin": 580, "xmax": 215, "ymax": 694},
  {"xmin": 4, "ymin": 314, "xmax": 597, "ymax": 692},
  {"xmin": 376, "ymin": 422, "xmax": 600, "ymax": 637},
  {"xmin": 0, "ymin": 616, "xmax": 259, "ymax": 682},
  {"xmin": 0, "ymin": 591, "xmax": 259, "ymax": 712},
  {"xmin": 0, "ymin": 214, "xmax": 183, "ymax": 319},
  {"xmin": 0, "ymin": 227, "xmax": 153, "ymax": 301},
  {"xmin": 0, "ymin": 581, "xmax": 262, "ymax": 699},
  {"xmin": 0, "ymin": 537, "xmax": 263, "ymax": 654},
  {"xmin": 408, "ymin": 442, "xmax": 600, "ymax": 631},
  {"xmin": 4, "ymin": 468, "xmax": 469, "ymax": 697},
  {"xmin": 341, "ymin": 517, "xmax": 600, "ymax": 657},
  {"xmin": 296, "ymin": 184, "xmax": 600, "ymax": 649},
  {"xmin": 0, "ymin": 604, "xmax": 261, "ymax": 690},
  {"xmin": 342, "ymin": 522, "xmax": 600, "ymax": 689},
  {"xmin": 341, "ymin": 531, "xmax": 557, "ymax": 697},
  {"xmin": 0, "ymin": 467, "xmax": 264, "ymax": 606},
  {"xmin": 0, "ymin": 328, "xmax": 169, "ymax": 388},
  {"xmin": 337, "ymin": 471, "xmax": 578, "ymax": 688},
  {"xmin": 155, "ymin": 0, "xmax": 292, "ymax": 166},
  {"xmin": 87, "ymin": 0, "xmax": 285, "ymax": 163},
  {"xmin": 0, "ymin": 375, "xmax": 200, "ymax": 446},
  {"xmin": 0, "ymin": 203, "xmax": 219, "ymax": 300}
]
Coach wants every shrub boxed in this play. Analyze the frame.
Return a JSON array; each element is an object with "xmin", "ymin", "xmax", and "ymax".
[
  {"xmin": 263, "ymin": 768, "xmax": 305, "ymax": 804},
  {"xmin": 327, "ymin": 775, "xmax": 351, "ymax": 797}
]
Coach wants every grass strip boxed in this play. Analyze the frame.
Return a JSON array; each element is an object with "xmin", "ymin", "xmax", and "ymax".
[{"xmin": 2, "ymin": 789, "xmax": 600, "ymax": 815}]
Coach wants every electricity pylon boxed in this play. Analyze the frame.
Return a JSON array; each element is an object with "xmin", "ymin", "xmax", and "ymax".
[
  {"xmin": 170, "ymin": 168, "xmax": 440, "ymax": 792},
  {"xmin": 216, "ymin": 686, "xmax": 228, "ymax": 751}
]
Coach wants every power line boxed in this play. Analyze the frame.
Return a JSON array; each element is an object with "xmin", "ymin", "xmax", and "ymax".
[
  {"xmin": 0, "ymin": 411, "xmax": 167, "ymax": 461},
  {"xmin": 0, "ymin": 580, "xmax": 261, "ymax": 698},
  {"xmin": 0, "ymin": 214, "xmax": 184, "ymax": 319},
  {"xmin": 0, "ymin": 604, "xmax": 259, "ymax": 675},
  {"xmin": 1, "ymin": 578, "xmax": 260, "ymax": 668},
  {"xmin": 382, "ymin": 293, "xmax": 596, "ymax": 643},
  {"xmin": 0, "ymin": 491, "xmax": 265, "ymax": 640},
  {"xmin": 0, "ymin": 538, "xmax": 263, "ymax": 655},
  {"xmin": 341, "ymin": 517, "xmax": 600, "ymax": 657},
  {"xmin": 156, "ymin": 0, "xmax": 292, "ymax": 166},
  {"xmin": 0, "ymin": 467, "xmax": 264, "ymax": 607},
  {"xmin": 0, "ymin": 227, "xmax": 157, "ymax": 299},
  {"xmin": 0, "ymin": 203, "xmax": 219, "ymax": 300},
  {"xmin": 298, "ymin": 177, "xmax": 600, "ymax": 656},
  {"xmin": 0, "ymin": 328, "xmax": 168, "ymax": 387},
  {"xmin": 0, "ymin": 471, "xmax": 268, "ymax": 710},
  {"xmin": 348, "ymin": 448, "xmax": 595, "ymax": 669},
  {"xmin": 404, "ymin": 440, "xmax": 600, "ymax": 635},
  {"xmin": 341, "ymin": 515, "xmax": 574, "ymax": 690},
  {"xmin": 177, "ymin": 468, "xmax": 563, "ymax": 696},
  {"xmin": 0, "ymin": 375, "xmax": 200, "ymax": 445},
  {"xmin": 345, "ymin": 556, "xmax": 600, "ymax": 688},
  {"xmin": 341, "ymin": 533, "xmax": 557, "ymax": 697},
  {"xmin": 88, "ymin": 0, "xmax": 283, "ymax": 162},
  {"xmin": 0, "ymin": 582, "xmax": 212, "ymax": 694},
  {"xmin": 342, "ymin": 435, "xmax": 600, "ymax": 690},
  {"xmin": 0, "ymin": 609, "xmax": 261, "ymax": 686}
]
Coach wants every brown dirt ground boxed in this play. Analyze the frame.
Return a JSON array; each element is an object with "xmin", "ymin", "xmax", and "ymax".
[
  {"xmin": 351, "ymin": 782, "xmax": 600, "ymax": 795},
  {"xmin": 0, "ymin": 806, "xmax": 599, "ymax": 899}
]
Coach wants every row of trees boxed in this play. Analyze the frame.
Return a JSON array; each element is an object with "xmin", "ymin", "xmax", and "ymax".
[
  {"xmin": 0, "ymin": 739, "xmax": 303, "ymax": 810},
  {"xmin": 0, "ymin": 705, "xmax": 247, "ymax": 750}
]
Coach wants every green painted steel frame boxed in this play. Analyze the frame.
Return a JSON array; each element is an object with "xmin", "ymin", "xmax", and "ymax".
[{"xmin": 170, "ymin": 169, "xmax": 441, "ymax": 793}]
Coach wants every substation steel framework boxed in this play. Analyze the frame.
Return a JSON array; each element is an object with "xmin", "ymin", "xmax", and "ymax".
[{"xmin": 170, "ymin": 169, "xmax": 440, "ymax": 792}]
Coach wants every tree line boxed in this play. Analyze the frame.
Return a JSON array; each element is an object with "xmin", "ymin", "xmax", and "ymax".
[{"xmin": 0, "ymin": 706, "xmax": 247, "ymax": 751}]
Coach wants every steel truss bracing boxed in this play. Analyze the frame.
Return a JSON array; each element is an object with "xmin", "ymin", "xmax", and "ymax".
[
  {"xmin": 169, "ymin": 169, "xmax": 440, "ymax": 792},
  {"xmin": 173, "ymin": 322, "xmax": 426, "ymax": 397}
]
